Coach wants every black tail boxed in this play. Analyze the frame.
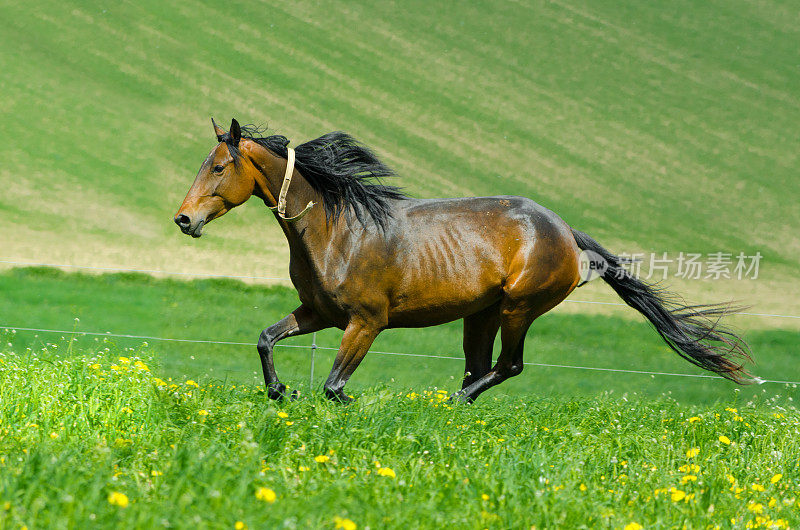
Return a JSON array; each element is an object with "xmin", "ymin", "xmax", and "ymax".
[{"xmin": 571, "ymin": 228, "xmax": 752, "ymax": 383}]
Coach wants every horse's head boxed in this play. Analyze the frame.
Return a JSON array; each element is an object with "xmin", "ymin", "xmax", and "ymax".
[{"xmin": 173, "ymin": 118, "xmax": 258, "ymax": 238}]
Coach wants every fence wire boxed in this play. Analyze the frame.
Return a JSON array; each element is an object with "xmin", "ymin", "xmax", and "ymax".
[{"xmin": 1, "ymin": 324, "xmax": 797, "ymax": 386}]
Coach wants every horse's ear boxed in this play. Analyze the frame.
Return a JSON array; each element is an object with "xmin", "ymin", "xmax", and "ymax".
[
  {"xmin": 230, "ymin": 118, "xmax": 241, "ymax": 145},
  {"xmin": 212, "ymin": 118, "xmax": 226, "ymax": 142}
]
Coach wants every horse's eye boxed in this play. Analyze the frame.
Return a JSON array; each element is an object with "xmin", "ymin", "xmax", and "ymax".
[{"xmin": 213, "ymin": 165, "xmax": 225, "ymax": 173}]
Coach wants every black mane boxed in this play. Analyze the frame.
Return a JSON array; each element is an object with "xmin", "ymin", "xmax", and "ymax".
[{"xmin": 230, "ymin": 125, "xmax": 407, "ymax": 229}]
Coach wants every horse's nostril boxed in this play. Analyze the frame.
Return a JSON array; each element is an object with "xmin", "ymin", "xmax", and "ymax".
[{"xmin": 174, "ymin": 214, "xmax": 191, "ymax": 228}]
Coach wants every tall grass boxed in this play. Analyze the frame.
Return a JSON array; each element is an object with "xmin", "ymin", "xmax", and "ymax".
[{"xmin": 1, "ymin": 338, "xmax": 798, "ymax": 528}]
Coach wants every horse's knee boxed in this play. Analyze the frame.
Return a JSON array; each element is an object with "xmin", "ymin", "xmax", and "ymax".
[{"xmin": 257, "ymin": 329, "xmax": 274, "ymax": 354}]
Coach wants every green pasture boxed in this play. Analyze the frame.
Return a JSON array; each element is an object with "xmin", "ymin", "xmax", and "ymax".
[
  {"xmin": 1, "ymin": 344, "xmax": 798, "ymax": 529},
  {"xmin": 0, "ymin": 0, "xmax": 797, "ymax": 314},
  {"xmin": 1, "ymin": 0, "xmax": 799, "ymax": 526},
  {"xmin": 2, "ymin": 268, "xmax": 797, "ymax": 406}
]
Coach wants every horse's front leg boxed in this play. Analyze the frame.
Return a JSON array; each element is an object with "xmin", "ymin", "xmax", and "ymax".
[
  {"xmin": 323, "ymin": 319, "xmax": 381, "ymax": 403},
  {"xmin": 258, "ymin": 304, "xmax": 326, "ymax": 400}
]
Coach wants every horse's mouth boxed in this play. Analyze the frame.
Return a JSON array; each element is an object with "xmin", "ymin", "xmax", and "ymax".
[
  {"xmin": 190, "ymin": 219, "xmax": 205, "ymax": 238},
  {"xmin": 178, "ymin": 218, "xmax": 205, "ymax": 238}
]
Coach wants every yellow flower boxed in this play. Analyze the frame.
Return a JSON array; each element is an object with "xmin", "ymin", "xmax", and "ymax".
[
  {"xmin": 579, "ymin": 483, "xmax": 587, "ymax": 492},
  {"xmin": 234, "ymin": 522, "xmax": 247, "ymax": 530},
  {"xmin": 119, "ymin": 357, "xmax": 130, "ymax": 364},
  {"xmin": 90, "ymin": 363, "xmax": 101, "ymax": 370},
  {"xmin": 681, "ymin": 475, "xmax": 698, "ymax": 484},
  {"xmin": 726, "ymin": 473, "xmax": 736, "ymax": 484},
  {"xmin": 121, "ymin": 407, "xmax": 133, "ymax": 414},
  {"xmin": 314, "ymin": 455, "xmax": 330, "ymax": 463},
  {"xmin": 719, "ymin": 435, "xmax": 731, "ymax": 445},
  {"xmin": 771, "ymin": 474, "xmax": 783, "ymax": 484},
  {"xmin": 747, "ymin": 502, "xmax": 764, "ymax": 514},
  {"xmin": 481, "ymin": 493, "xmax": 489, "ymax": 501},
  {"xmin": 153, "ymin": 378, "xmax": 168, "ymax": 387},
  {"xmin": 255, "ymin": 487, "xmax": 276, "ymax": 503},
  {"xmin": 670, "ymin": 489, "xmax": 686, "ymax": 502},
  {"xmin": 377, "ymin": 467, "xmax": 396, "ymax": 478},
  {"xmin": 679, "ymin": 464, "xmax": 700, "ymax": 473},
  {"xmin": 277, "ymin": 411, "xmax": 288, "ymax": 419},
  {"xmin": 107, "ymin": 491, "xmax": 129, "ymax": 508},
  {"xmin": 151, "ymin": 470, "xmax": 162, "ymax": 477},
  {"xmin": 686, "ymin": 447, "xmax": 700, "ymax": 458},
  {"xmin": 49, "ymin": 432, "xmax": 59, "ymax": 439},
  {"xmin": 624, "ymin": 523, "xmax": 643, "ymax": 530},
  {"xmin": 133, "ymin": 360, "xmax": 149, "ymax": 371},
  {"xmin": 751, "ymin": 484, "xmax": 765, "ymax": 492},
  {"xmin": 688, "ymin": 416, "xmax": 701, "ymax": 423},
  {"xmin": 725, "ymin": 407, "xmax": 737, "ymax": 413},
  {"xmin": 185, "ymin": 380, "xmax": 199, "ymax": 388},
  {"xmin": 285, "ymin": 421, "xmax": 294, "ymax": 426},
  {"xmin": 197, "ymin": 410, "xmax": 209, "ymax": 416},
  {"xmin": 334, "ymin": 516, "xmax": 357, "ymax": 530}
]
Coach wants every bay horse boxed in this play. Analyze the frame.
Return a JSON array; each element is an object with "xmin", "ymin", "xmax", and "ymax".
[{"xmin": 174, "ymin": 119, "xmax": 751, "ymax": 403}]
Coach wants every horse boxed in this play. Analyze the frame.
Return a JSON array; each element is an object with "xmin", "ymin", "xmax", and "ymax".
[{"xmin": 174, "ymin": 118, "xmax": 751, "ymax": 403}]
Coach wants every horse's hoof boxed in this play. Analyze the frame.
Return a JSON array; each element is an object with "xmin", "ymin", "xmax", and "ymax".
[
  {"xmin": 267, "ymin": 382, "xmax": 287, "ymax": 401},
  {"xmin": 324, "ymin": 387, "xmax": 354, "ymax": 404},
  {"xmin": 448, "ymin": 391, "xmax": 473, "ymax": 404}
]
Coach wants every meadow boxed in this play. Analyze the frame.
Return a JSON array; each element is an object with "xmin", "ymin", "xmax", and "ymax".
[
  {"xmin": 2, "ymin": 267, "xmax": 798, "ymax": 406},
  {"xmin": 1, "ymin": 0, "xmax": 799, "ymax": 527},
  {"xmin": 1, "ymin": 339, "xmax": 798, "ymax": 529}
]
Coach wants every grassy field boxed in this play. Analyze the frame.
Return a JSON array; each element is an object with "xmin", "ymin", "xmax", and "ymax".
[
  {"xmin": 1, "ymin": 342, "xmax": 799, "ymax": 529},
  {"xmin": 2, "ymin": 268, "xmax": 798, "ymax": 406},
  {"xmin": 0, "ymin": 0, "xmax": 798, "ymax": 314},
  {"xmin": 2, "ymin": 0, "xmax": 799, "ymax": 527}
]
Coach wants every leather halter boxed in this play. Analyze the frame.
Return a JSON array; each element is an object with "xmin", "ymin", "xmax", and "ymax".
[{"xmin": 268, "ymin": 147, "xmax": 315, "ymax": 222}]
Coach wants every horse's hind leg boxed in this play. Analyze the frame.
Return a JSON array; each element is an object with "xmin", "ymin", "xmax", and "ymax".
[
  {"xmin": 453, "ymin": 298, "xmax": 533, "ymax": 403},
  {"xmin": 258, "ymin": 304, "xmax": 326, "ymax": 400},
  {"xmin": 461, "ymin": 302, "xmax": 501, "ymax": 389}
]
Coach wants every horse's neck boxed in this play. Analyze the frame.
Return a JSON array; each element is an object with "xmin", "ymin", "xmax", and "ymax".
[{"xmin": 245, "ymin": 143, "xmax": 333, "ymax": 274}]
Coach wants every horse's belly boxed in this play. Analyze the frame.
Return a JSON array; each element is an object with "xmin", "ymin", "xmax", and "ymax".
[{"xmin": 386, "ymin": 269, "xmax": 505, "ymax": 328}]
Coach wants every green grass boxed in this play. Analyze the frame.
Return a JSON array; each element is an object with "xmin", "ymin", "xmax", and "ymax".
[
  {"xmin": 2, "ymin": 1, "xmax": 798, "ymax": 525},
  {"xmin": 2, "ymin": 268, "xmax": 798, "ymax": 406},
  {"xmin": 0, "ymin": 0, "xmax": 798, "ymax": 311},
  {"xmin": 1, "ymin": 343, "xmax": 798, "ymax": 529}
]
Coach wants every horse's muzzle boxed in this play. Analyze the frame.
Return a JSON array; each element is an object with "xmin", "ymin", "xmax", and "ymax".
[{"xmin": 174, "ymin": 214, "xmax": 204, "ymax": 238}]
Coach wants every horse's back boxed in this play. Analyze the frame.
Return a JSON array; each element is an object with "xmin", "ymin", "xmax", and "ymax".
[{"xmin": 398, "ymin": 195, "xmax": 575, "ymax": 247}]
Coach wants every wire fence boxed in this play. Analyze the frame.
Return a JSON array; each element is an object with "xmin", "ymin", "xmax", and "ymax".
[
  {"xmin": 2, "ymin": 258, "xmax": 799, "ymax": 320},
  {"xmin": 2, "ymin": 324, "xmax": 798, "ymax": 386},
  {"xmin": 2, "ymin": 256, "xmax": 798, "ymax": 388}
]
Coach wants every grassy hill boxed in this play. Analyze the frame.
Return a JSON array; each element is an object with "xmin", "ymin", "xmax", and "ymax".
[{"xmin": 0, "ymin": 0, "xmax": 798, "ymax": 317}]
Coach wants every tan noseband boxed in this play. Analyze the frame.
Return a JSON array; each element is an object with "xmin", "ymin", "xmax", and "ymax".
[{"xmin": 268, "ymin": 147, "xmax": 315, "ymax": 222}]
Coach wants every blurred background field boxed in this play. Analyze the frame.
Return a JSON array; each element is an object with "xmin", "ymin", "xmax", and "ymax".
[{"xmin": 0, "ymin": 0, "xmax": 798, "ymax": 398}]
